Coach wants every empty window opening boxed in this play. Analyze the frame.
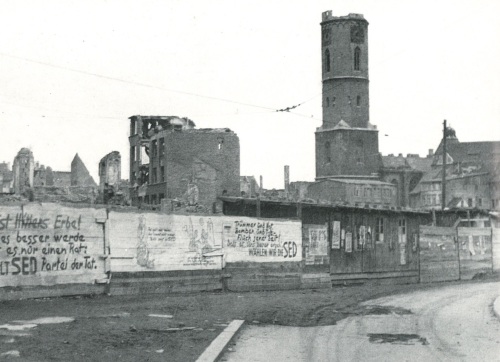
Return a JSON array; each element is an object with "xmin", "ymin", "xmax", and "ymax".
[
  {"xmin": 325, "ymin": 141, "xmax": 331, "ymax": 163},
  {"xmin": 354, "ymin": 47, "xmax": 361, "ymax": 71},
  {"xmin": 376, "ymin": 217, "xmax": 384, "ymax": 242},
  {"xmin": 356, "ymin": 95, "xmax": 361, "ymax": 107},
  {"xmin": 159, "ymin": 138, "xmax": 165, "ymax": 157},
  {"xmin": 218, "ymin": 138, "xmax": 224, "ymax": 150},
  {"xmin": 326, "ymin": 97, "xmax": 330, "ymax": 107},
  {"xmin": 325, "ymin": 49, "xmax": 331, "ymax": 72}
]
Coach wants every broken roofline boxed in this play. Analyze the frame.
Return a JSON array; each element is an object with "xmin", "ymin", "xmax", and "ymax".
[{"xmin": 219, "ymin": 196, "xmax": 428, "ymax": 215}]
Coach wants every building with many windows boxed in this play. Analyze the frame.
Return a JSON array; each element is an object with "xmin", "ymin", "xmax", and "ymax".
[{"xmin": 129, "ymin": 115, "xmax": 240, "ymax": 211}]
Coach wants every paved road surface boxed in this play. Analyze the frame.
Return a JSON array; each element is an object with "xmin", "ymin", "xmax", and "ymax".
[{"xmin": 223, "ymin": 282, "xmax": 500, "ymax": 361}]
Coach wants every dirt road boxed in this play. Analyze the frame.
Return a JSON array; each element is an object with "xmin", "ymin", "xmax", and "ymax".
[
  {"xmin": 0, "ymin": 279, "xmax": 497, "ymax": 361},
  {"xmin": 223, "ymin": 281, "xmax": 500, "ymax": 361}
]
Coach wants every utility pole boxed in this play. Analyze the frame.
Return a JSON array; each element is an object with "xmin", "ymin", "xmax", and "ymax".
[{"xmin": 441, "ymin": 120, "xmax": 447, "ymax": 210}]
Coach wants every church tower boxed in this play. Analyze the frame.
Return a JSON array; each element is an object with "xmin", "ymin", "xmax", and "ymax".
[{"xmin": 315, "ymin": 12, "xmax": 380, "ymax": 179}]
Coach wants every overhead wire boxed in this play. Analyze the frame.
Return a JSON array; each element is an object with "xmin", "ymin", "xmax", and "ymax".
[{"xmin": 0, "ymin": 52, "xmax": 278, "ymax": 113}]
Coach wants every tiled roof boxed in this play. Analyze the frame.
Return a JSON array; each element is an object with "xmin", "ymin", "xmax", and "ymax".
[
  {"xmin": 435, "ymin": 140, "xmax": 500, "ymax": 169},
  {"xmin": 316, "ymin": 178, "xmax": 394, "ymax": 186},
  {"xmin": 381, "ymin": 155, "xmax": 432, "ymax": 172}
]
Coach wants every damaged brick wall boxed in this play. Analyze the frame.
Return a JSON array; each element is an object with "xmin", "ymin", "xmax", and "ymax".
[{"xmin": 129, "ymin": 116, "xmax": 240, "ymax": 213}]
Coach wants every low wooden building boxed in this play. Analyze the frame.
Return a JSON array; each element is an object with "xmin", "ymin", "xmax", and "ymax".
[{"xmin": 221, "ymin": 196, "xmax": 429, "ymax": 284}]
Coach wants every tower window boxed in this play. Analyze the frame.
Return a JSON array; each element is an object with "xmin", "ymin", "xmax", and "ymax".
[
  {"xmin": 325, "ymin": 141, "xmax": 331, "ymax": 163},
  {"xmin": 354, "ymin": 47, "xmax": 361, "ymax": 71},
  {"xmin": 217, "ymin": 137, "xmax": 224, "ymax": 150},
  {"xmin": 332, "ymin": 97, "xmax": 336, "ymax": 107},
  {"xmin": 325, "ymin": 49, "xmax": 331, "ymax": 72},
  {"xmin": 356, "ymin": 95, "xmax": 361, "ymax": 107},
  {"xmin": 326, "ymin": 97, "xmax": 330, "ymax": 107}
]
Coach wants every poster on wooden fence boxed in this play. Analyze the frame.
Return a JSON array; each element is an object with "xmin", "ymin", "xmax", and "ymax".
[
  {"xmin": 457, "ymin": 227, "xmax": 493, "ymax": 280},
  {"xmin": 0, "ymin": 204, "xmax": 107, "ymax": 287},
  {"xmin": 400, "ymin": 243, "xmax": 407, "ymax": 265},
  {"xmin": 345, "ymin": 232, "xmax": 353, "ymax": 253},
  {"xmin": 332, "ymin": 221, "xmax": 340, "ymax": 249},
  {"xmin": 303, "ymin": 224, "xmax": 328, "ymax": 265}
]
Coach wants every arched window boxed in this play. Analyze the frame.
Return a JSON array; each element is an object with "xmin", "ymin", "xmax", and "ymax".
[
  {"xmin": 325, "ymin": 141, "xmax": 331, "ymax": 163},
  {"xmin": 356, "ymin": 95, "xmax": 361, "ymax": 107},
  {"xmin": 354, "ymin": 47, "xmax": 361, "ymax": 71},
  {"xmin": 325, "ymin": 49, "xmax": 331, "ymax": 72}
]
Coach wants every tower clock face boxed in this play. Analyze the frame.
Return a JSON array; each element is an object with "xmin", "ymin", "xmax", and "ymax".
[{"xmin": 350, "ymin": 25, "xmax": 364, "ymax": 43}]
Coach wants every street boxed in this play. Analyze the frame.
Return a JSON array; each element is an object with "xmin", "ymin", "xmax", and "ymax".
[{"xmin": 223, "ymin": 282, "xmax": 500, "ymax": 361}]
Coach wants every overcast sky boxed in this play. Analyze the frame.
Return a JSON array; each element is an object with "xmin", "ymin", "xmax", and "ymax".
[{"xmin": 1, "ymin": 0, "xmax": 499, "ymax": 189}]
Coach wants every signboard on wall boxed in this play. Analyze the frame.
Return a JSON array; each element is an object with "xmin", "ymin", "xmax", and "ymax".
[{"xmin": 0, "ymin": 204, "xmax": 107, "ymax": 287}]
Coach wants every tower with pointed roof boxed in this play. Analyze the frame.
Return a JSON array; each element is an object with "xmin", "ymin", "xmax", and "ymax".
[
  {"xmin": 315, "ymin": 12, "xmax": 380, "ymax": 179},
  {"xmin": 71, "ymin": 153, "xmax": 96, "ymax": 186}
]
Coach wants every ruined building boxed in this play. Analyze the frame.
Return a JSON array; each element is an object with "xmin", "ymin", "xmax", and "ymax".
[
  {"xmin": 0, "ymin": 162, "xmax": 13, "ymax": 194},
  {"xmin": 71, "ymin": 153, "xmax": 97, "ymax": 187},
  {"xmin": 129, "ymin": 115, "xmax": 240, "ymax": 211},
  {"xmin": 8, "ymin": 148, "xmax": 97, "ymax": 203},
  {"xmin": 99, "ymin": 151, "xmax": 121, "ymax": 191},
  {"xmin": 12, "ymin": 148, "xmax": 35, "ymax": 195},
  {"xmin": 98, "ymin": 151, "xmax": 129, "ymax": 205}
]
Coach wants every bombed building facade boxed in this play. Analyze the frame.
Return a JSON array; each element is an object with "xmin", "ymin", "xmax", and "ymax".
[
  {"xmin": 12, "ymin": 148, "xmax": 35, "ymax": 195},
  {"xmin": 5, "ymin": 149, "xmax": 98, "ymax": 203},
  {"xmin": 129, "ymin": 115, "xmax": 240, "ymax": 211}
]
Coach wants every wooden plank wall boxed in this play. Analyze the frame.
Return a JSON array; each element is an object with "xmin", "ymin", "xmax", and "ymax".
[
  {"xmin": 419, "ymin": 226, "xmax": 459, "ymax": 283},
  {"xmin": 457, "ymin": 227, "xmax": 493, "ymax": 279},
  {"xmin": 493, "ymin": 225, "xmax": 500, "ymax": 271}
]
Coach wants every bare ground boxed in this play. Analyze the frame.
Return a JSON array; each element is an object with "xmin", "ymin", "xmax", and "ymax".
[{"xmin": 0, "ymin": 278, "xmax": 495, "ymax": 362}]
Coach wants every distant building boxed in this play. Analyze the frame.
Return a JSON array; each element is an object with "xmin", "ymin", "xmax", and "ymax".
[
  {"xmin": 99, "ymin": 151, "xmax": 121, "ymax": 192},
  {"xmin": 98, "ymin": 151, "xmax": 129, "ymax": 205},
  {"xmin": 71, "ymin": 153, "xmax": 97, "ymax": 187},
  {"xmin": 379, "ymin": 152, "xmax": 433, "ymax": 207},
  {"xmin": 8, "ymin": 148, "xmax": 97, "ymax": 203},
  {"xmin": 0, "ymin": 162, "xmax": 13, "ymax": 194},
  {"xmin": 410, "ymin": 132, "xmax": 500, "ymax": 210},
  {"xmin": 129, "ymin": 115, "xmax": 240, "ymax": 211},
  {"xmin": 12, "ymin": 148, "xmax": 34, "ymax": 195},
  {"xmin": 240, "ymin": 176, "xmax": 260, "ymax": 197},
  {"xmin": 306, "ymin": 179, "xmax": 397, "ymax": 207}
]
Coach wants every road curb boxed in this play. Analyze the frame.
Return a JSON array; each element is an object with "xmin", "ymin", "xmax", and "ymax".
[
  {"xmin": 493, "ymin": 296, "xmax": 500, "ymax": 320},
  {"xmin": 196, "ymin": 319, "xmax": 245, "ymax": 362}
]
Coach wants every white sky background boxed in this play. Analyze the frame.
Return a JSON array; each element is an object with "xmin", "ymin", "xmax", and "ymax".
[{"xmin": 0, "ymin": 0, "xmax": 499, "ymax": 189}]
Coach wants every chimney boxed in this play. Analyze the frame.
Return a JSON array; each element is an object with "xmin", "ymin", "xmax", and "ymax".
[
  {"xmin": 428, "ymin": 149, "xmax": 434, "ymax": 157},
  {"xmin": 284, "ymin": 165, "xmax": 290, "ymax": 196},
  {"xmin": 259, "ymin": 175, "xmax": 263, "ymax": 191}
]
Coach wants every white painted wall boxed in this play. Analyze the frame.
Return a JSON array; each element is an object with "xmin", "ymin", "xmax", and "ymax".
[
  {"xmin": 0, "ymin": 204, "xmax": 107, "ymax": 287},
  {"xmin": 109, "ymin": 212, "xmax": 302, "ymax": 272}
]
